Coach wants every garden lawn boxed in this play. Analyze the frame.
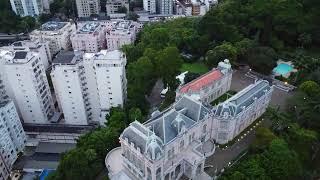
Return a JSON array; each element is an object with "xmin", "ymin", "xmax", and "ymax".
[
  {"xmin": 211, "ymin": 90, "xmax": 237, "ymax": 106},
  {"xmin": 180, "ymin": 62, "xmax": 209, "ymax": 74}
]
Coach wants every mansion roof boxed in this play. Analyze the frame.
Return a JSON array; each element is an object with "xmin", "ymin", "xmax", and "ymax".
[
  {"xmin": 179, "ymin": 70, "xmax": 223, "ymax": 93},
  {"xmin": 121, "ymin": 96, "xmax": 211, "ymax": 160},
  {"xmin": 215, "ymin": 80, "xmax": 272, "ymax": 117}
]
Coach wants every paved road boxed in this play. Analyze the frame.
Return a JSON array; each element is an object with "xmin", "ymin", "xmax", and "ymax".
[{"xmin": 204, "ymin": 70, "xmax": 293, "ymax": 176}]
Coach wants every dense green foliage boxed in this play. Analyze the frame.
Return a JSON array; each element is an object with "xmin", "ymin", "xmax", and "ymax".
[{"xmin": 47, "ymin": 0, "xmax": 320, "ymax": 179}]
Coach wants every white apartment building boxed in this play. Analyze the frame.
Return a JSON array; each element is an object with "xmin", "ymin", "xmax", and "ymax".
[
  {"xmin": 3, "ymin": 51, "xmax": 55, "ymax": 124},
  {"xmin": 9, "ymin": 0, "xmax": 51, "ymax": 16},
  {"xmin": 71, "ymin": 22, "xmax": 107, "ymax": 53},
  {"xmin": 159, "ymin": 0, "xmax": 173, "ymax": 14},
  {"xmin": 143, "ymin": 0, "xmax": 157, "ymax": 14},
  {"xmin": 177, "ymin": 59, "xmax": 232, "ymax": 104},
  {"xmin": 83, "ymin": 50, "xmax": 127, "ymax": 125},
  {"xmin": 1, "ymin": 40, "xmax": 52, "ymax": 70},
  {"xmin": 106, "ymin": 21, "xmax": 136, "ymax": 50},
  {"xmin": 51, "ymin": 51, "xmax": 91, "ymax": 125},
  {"xmin": 0, "ymin": 100, "xmax": 26, "ymax": 180},
  {"xmin": 106, "ymin": 80, "xmax": 273, "ymax": 180},
  {"xmin": 75, "ymin": 0, "xmax": 100, "ymax": 17},
  {"xmin": 30, "ymin": 21, "xmax": 76, "ymax": 56},
  {"xmin": 106, "ymin": 0, "xmax": 129, "ymax": 15}
]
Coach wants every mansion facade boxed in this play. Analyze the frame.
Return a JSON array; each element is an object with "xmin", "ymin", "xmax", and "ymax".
[
  {"xmin": 105, "ymin": 61, "xmax": 274, "ymax": 180},
  {"xmin": 176, "ymin": 59, "xmax": 232, "ymax": 104}
]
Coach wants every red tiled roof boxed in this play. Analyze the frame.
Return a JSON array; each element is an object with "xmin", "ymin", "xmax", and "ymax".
[{"xmin": 180, "ymin": 70, "xmax": 223, "ymax": 93}]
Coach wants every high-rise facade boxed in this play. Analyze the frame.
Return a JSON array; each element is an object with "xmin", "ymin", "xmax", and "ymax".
[
  {"xmin": 3, "ymin": 51, "xmax": 55, "ymax": 124},
  {"xmin": 51, "ymin": 51, "xmax": 91, "ymax": 125},
  {"xmin": 159, "ymin": 0, "xmax": 173, "ymax": 14},
  {"xmin": 9, "ymin": 0, "xmax": 50, "ymax": 16},
  {"xmin": 106, "ymin": 0, "xmax": 129, "ymax": 15},
  {"xmin": 83, "ymin": 50, "xmax": 127, "ymax": 125},
  {"xmin": 0, "ymin": 100, "xmax": 26, "ymax": 180},
  {"xmin": 75, "ymin": 0, "xmax": 100, "ymax": 17},
  {"xmin": 143, "ymin": 0, "xmax": 156, "ymax": 14}
]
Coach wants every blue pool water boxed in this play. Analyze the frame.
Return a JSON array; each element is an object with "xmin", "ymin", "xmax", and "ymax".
[{"xmin": 273, "ymin": 63, "xmax": 294, "ymax": 75}]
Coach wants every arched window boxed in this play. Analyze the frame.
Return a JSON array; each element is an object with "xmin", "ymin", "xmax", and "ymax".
[
  {"xmin": 147, "ymin": 167, "xmax": 152, "ymax": 180},
  {"xmin": 202, "ymin": 124, "xmax": 207, "ymax": 133},
  {"xmin": 156, "ymin": 167, "xmax": 161, "ymax": 180}
]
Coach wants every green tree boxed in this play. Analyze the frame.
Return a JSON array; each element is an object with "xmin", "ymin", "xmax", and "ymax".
[
  {"xmin": 251, "ymin": 127, "xmax": 277, "ymax": 152},
  {"xmin": 299, "ymin": 80, "xmax": 320, "ymax": 96},
  {"xmin": 155, "ymin": 47, "xmax": 183, "ymax": 88},
  {"xmin": 246, "ymin": 46, "xmax": 277, "ymax": 75},
  {"xmin": 298, "ymin": 33, "xmax": 312, "ymax": 48},
  {"xmin": 129, "ymin": 107, "xmax": 143, "ymax": 123},
  {"xmin": 205, "ymin": 42, "xmax": 237, "ymax": 67},
  {"xmin": 261, "ymin": 139, "xmax": 303, "ymax": 180},
  {"xmin": 142, "ymin": 28, "xmax": 169, "ymax": 50}
]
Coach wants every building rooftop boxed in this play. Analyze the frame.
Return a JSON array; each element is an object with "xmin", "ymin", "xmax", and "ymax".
[
  {"xmin": 53, "ymin": 51, "xmax": 81, "ymax": 64},
  {"xmin": 115, "ymin": 21, "xmax": 131, "ymax": 29},
  {"xmin": 77, "ymin": 22, "xmax": 100, "ymax": 34},
  {"xmin": 40, "ymin": 21, "xmax": 68, "ymax": 31},
  {"xmin": 35, "ymin": 142, "xmax": 76, "ymax": 154},
  {"xmin": 13, "ymin": 51, "xmax": 28, "ymax": 59},
  {"xmin": 215, "ymin": 80, "xmax": 272, "ymax": 117},
  {"xmin": 87, "ymin": 50, "xmax": 124, "ymax": 61},
  {"xmin": 121, "ymin": 96, "xmax": 211, "ymax": 159},
  {"xmin": 179, "ymin": 70, "xmax": 223, "ymax": 93}
]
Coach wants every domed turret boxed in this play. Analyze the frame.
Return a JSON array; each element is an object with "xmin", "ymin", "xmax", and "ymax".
[
  {"xmin": 171, "ymin": 114, "xmax": 186, "ymax": 133},
  {"xmin": 145, "ymin": 133, "xmax": 163, "ymax": 160}
]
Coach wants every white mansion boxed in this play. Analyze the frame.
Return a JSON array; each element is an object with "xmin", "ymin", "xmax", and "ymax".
[{"xmin": 106, "ymin": 61, "xmax": 274, "ymax": 180}]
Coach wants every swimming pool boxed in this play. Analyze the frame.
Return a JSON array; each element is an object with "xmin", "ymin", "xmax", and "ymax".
[{"xmin": 273, "ymin": 63, "xmax": 294, "ymax": 76}]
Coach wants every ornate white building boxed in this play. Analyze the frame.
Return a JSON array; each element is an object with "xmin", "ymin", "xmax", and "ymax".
[
  {"xmin": 176, "ymin": 59, "xmax": 232, "ymax": 104},
  {"xmin": 106, "ymin": 78, "xmax": 273, "ymax": 180}
]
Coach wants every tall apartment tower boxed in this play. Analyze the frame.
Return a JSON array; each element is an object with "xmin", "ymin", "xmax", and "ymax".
[
  {"xmin": 159, "ymin": 0, "xmax": 173, "ymax": 14},
  {"xmin": 51, "ymin": 51, "xmax": 91, "ymax": 125},
  {"xmin": 83, "ymin": 50, "xmax": 127, "ymax": 125},
  {"xmin": 0, "ymin": 100, "xmax": 26, "ymax": 180},
  {"xmin": 143, "ymin": 0, "xmax": 156, "ymax": 14},
  {"xmin": 3, "ymin": 51, "xmax": 55, "ymax": 124},
  {"xmin": 9, "ymin": 0, "xmax": 49, "ymax": 16},
  {"xmin": 76, "ymin": 0, "xmax": 100, "ymax": 17}
]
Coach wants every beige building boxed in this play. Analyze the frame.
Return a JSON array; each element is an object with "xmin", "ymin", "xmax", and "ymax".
[
  {"xmin": 106, "ymin": 0, "xmax": 129, "ymax": 15},
  {"xmin": 106, "ymin": 21, "xmax": 136, "ymax": 50},
  {"xmin": 30, "ymin": 21, "xmax": 76, "ymax": 56},
  {"xmin": 71, "ymin": 22, "xmax": 107, "ymax": 53},
  {"xmin": 76, "ymin": 0, "xmax": 100, "ymax": 17}
]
